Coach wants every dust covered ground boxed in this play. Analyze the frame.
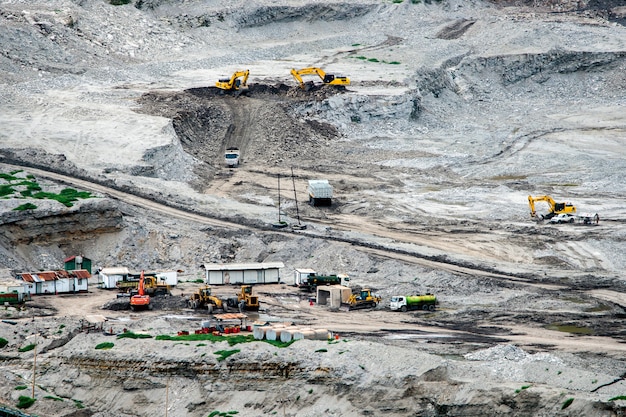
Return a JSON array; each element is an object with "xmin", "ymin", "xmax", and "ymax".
[{"xmin": 0, "ymin": 0, "xmax": 626, "ymax": 416}]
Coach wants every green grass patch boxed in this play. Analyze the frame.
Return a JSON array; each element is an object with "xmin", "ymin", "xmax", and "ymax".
[
  {"xmin": 351, "ymin": 43, "xmax": 361, "ymax": 47},
  {"xmin": 515, "ymin": 385, "xmax": 531, "ymax": 393},
  {"xmin": 17, "ymin": 396, "xmax": 35, "ymax": 409},
  {"xmin": 15, "ymin": 385, "xmax": 28, "ymax": 390},
  {"xmin": 209, "ymin": 411, "xmax": 239, "ymax": 417},
  {"xmin": 19, "ymin": 343, "xmax": 36, "ymax": 352},
  {"xmin": 0, "ymin": 337, "xmax": 8, "ymax": 348},
  {"xmin": 95, "ymin": 342, "xmax": 114, "ymax": 350},
  {"xmin": 609, "ymin": 395, "xmax": 626, "ymax": 401},
  {"xmin": 73, "ymin": 399, "xmax": 85, "ymax": 409},
  {"xmin": 13, "ymin": 203, "xmax": 38, "ymax": 211},
  {"xmin": 561, "ymin": 398, "xmax": 574, "ymax": 410},
  {"xmin": 0, "ymin": 173, "xmax": 19, "ymax": 182},
  {"xmin": 387, "ymin": 61, "xmax": 401, "ymax": 65},
  {"xmin": 156, "ymin": 333, "xmax": 295, "ymax": 348},
  {"xmin": 214, "ymin": 349, "xmax": 240, "ymax": 361},
  {"xmin": 117, "ymin": 332, "xmax": 152, "ymax": 339},
  {"xmin": 490, "ymin": 174, "xmax": 528, "ymax": 181},
  {"xmin": 367, "ymin": 58, "xmax": 380, "ymax": 62},
  {"xmin": 315, "ymin": 348, "xmax": 327, "ymax": 353},
  {"xmin": 355, "ymin": 56, "xmax": 367, "ymax": 60},
  {"xmin": 44, "ymin": 395, "xmax": 64, "ymax": 401},
  {"xmin": 392, "ymin": 0, "xmax": 403, "ymax": 3},
  {"xmin": 0, "ymin": 185, "xmax": 15, "ymax": 197},
  {"xmin": 546, "ymin": 324, "xmax": 593, "ymax": 335},
  {"xmin": 33, "ymin": 188, "xmax": 93, "ymax": 207}
]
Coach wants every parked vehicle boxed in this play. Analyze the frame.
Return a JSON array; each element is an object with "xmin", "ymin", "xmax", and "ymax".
[
  {"xmin": 307, "ymin": 179, "xmax": 333, "ymax": 206},
  {"xmin": 390, "ymin": 294, "xmax": 437, "ymax": 312},
  {"xmin": 548, "ymin": 213, "xmax": 576, "ymax": 224},
  {"xmin": 293, "ymin": 269, "xmax": 350, "ymax": 291}
]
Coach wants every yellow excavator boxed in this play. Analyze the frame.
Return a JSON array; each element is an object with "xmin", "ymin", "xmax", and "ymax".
[
  {"xmin": 215, "ymin": 70, "xmax": 250, "ymax": 93},
  {"xmin": 528, "ymin": 195, "xmax": 576, "ymax": 219},
  {"xmin": 290, "ymin": 67, "xmax": 350, "ymax": 91}
]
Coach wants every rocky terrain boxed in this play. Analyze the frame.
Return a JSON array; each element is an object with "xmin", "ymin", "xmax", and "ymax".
[{"xmin": 0, "ymin": 0, "xmax": 626, "ymax": 416}]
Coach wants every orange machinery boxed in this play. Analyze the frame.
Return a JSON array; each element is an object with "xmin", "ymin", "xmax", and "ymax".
[{"xmin": 130, "ymin": 270, "xmax": 151, "ymax": 311}]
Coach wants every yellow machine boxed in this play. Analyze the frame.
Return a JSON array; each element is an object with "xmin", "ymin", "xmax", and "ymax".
[
  {"xmin": 341, "ymin": 288, "xmax": 381, "ymax": 311},
  {"xmin": 188, "ymin": 286, "xmax": 225, "ymax": 313},
  {"xmin": 215, "ymin": 70, "xmax": 250, "ymax": 92},
  {"xmin": 228, "ymin": 285, "xmax": 259, "ymax": 311},
  {"xmin": 290, "ymin": 67, "xmax": 350, "ymax": 91},
  {"xmin": 528, "ymin": 195, "xmax": 576, "ymax": 220},
  {"xmin": 118, "ymin": 275, "xmax": 170, "ymax": 296}
]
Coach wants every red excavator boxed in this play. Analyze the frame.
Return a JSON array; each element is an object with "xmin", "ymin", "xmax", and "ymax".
[{"xmin": 130, "ymin": 270, "xmax": 151, "ymax": 311}]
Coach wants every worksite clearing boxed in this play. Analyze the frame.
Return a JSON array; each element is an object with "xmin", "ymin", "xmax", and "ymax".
[{"xmin": 0, "ymin": 0, "xmax": 626, "ymax": 416}]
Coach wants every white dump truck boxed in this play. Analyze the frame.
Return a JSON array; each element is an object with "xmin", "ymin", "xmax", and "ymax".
[
  {"xmin": 307, "ymin": 179, "xmax": 333, "ymax": 206},
  {"xmin": 224, "ymin": 147, "xmax": 241, "ymax": 167}
]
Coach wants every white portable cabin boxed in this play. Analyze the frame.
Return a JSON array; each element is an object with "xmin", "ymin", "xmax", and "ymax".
[
  {"xmin": 203, "ymin": 262, "xmax": 285, "ymax": 285},
  {"xmin": 293, "ymin": 268, "xmax": 317, "ymax": 286},
  {"xmin": 155, "ymin": 271, "xmax": 178, "ymax": 286},
  {"xmin": 0, "ymin": 280, "xmax": 28, "ymax": 300},
  {"xmin": 98, "ymin": 267, "xmax": 130, "ymax": 289}
]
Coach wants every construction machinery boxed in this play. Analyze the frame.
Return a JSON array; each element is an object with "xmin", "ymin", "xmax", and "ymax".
[
  {"xmin": 290, "ymin": 67, "xmax": 350, "ymax": 91},
  {"xmin": 215, "ymin": 70, "xmax": 249, "ymax": 93},
  {"xmin": 117, "ymin": 275, "xmax": 171, "ymax": 296},
  {"xmin": 390, "ymin": 294, "xmax": 437, "ymax": 312},
  {"xmin": 129, "ymin": 270, "xmax": 150, "ymax": 311},
  {"xmin": 188, "ymin": 285, "xmax": 225, "ymax": 313},
  {"xmin": 341, "ymin": 288, "xmax": 381, "ymax": 311},
  {"xmin": 226, "ymin": 285, "xmax": 259, "ymax": 311},
  {"xmin": 528, "ymin": 195, "xmax": 576, "ymax": 220}
]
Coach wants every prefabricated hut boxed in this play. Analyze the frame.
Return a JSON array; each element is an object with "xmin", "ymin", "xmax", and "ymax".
[
  {"xmin": 98, "ymin": 267, "xmax": 130, "ymax": 289},
  {"xmin": 0, "ymin": 279, "xmax": 29, "ymax": 304},
  {"xmin": 64, "ymin": 255, "xmax": 92, "ymax": 274},
  {"xmin": 202, "ymin": 262, "xmax": 285, "ymax": 285},
  {"xmin": 17, "ymin": 270, "xmax": 90, "ymax": 295}
]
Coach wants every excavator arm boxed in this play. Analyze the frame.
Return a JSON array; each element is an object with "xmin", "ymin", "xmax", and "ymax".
[
  {"xmin": 291, "ymin": 67, "xmax": 350, "ymax": 90},
  {"xmin": 216, "ymin": 70, "xmax": 250, "ymax": 91},
  {"xmin": 528, "ymin": 195, "xmax": 576, "ymax": 219}
]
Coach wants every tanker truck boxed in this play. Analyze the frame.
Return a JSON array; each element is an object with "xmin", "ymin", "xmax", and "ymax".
[{"xmin": 389, "ymin": 294, "xmax": 437, "ymax": 312}]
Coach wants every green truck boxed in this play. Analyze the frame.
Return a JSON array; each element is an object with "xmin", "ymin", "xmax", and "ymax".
[{"xmin": 389, "ymin": 294, "xmax": 437, "ymax": 312}]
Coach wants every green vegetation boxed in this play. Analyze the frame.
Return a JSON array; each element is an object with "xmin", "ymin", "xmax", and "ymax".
[
  {"xmin": 44, "ymin": 395, "xmax": 64, "ymax": 401},
  {"xmin": 546, "ymin": 324, "xmax": 593, "ymax": 335},
  {"xmin": 609, "ymin": 395, "xmax": 626, "ymax": 401},
  {"xmin": 214, "ymin": 349, "xmax": 240, "ymax": 362},
  {"xmin": 109, "ymin": 0, "xmax": 131, "ymax": 4},
  {"xmin": 14, "ymin": 385, "xmax": 28, "ymax": 391},
  {"xmin": 1, "ymin": 171, "xmax": 94, "ymax": 208},
  {"xmin": 117, "ymin": 332, "xmax": 153, "ymax": 339},
  {"xmin": 392, "ymin": 0, "xmax": 403, "ymax": 3},
  {"xmin": 315, "ymin": 348, "xmax": 328, "ymax": 353},
  {"xmin": 352, "ymin": 55, "xmax": 400, "ymax": 65},
  {"xmin": 17, "ymin": 396, "xmax": 36, "ymax": 409},
  {"xmin": 208, "ymin": 411, "xmax": 239, "ymax": 417},
  {"xmin": 13, "ymin": 203, "xmax": 38, "ymax": 211},
  {"xmin": 515, "ymin": 385, "xmax": 531, "ymax": 393},
  {"xmin": 156, "ymin": 333, "xmax": 295, "ymax": 348},
  {"xmin": 561, "ymin": 398, "xmax": 574, "ymax": 410},
  {"xmin": 0, "ymin": 337, "xmax": 8, "ymax": 348},
  {"xmin": 73, "ymin": 399, "xmax": 85, "ymax": 409},
  {"xmin": 95, "ymin": 342, "xmax": 114, "ymax": 350},
  {"xmin": 19, "ymin": 343, "xmax": 36, "ymax": 352}
]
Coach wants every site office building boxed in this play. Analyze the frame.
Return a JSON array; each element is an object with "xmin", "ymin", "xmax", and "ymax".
[{"xmin": 202, "ymin": 262, "xmax": 285, "ymax": 285}]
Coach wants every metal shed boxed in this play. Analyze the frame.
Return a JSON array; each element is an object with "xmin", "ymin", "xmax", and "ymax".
[
  {"xmin": 202, "ymin": 262, "xmax": 285, "ymax": 285},
  {"xmin": 98, "ymin": 267, "xmax": 130, "ymax": 289},
  {"xmin": 64, "ymin": 255, "xmax": 92, "ymax": 274}
]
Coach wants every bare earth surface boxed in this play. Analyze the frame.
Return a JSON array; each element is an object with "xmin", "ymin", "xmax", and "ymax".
[{"xmin": 0, "ymin": 0, "xmax": 626, "ymax": 416}]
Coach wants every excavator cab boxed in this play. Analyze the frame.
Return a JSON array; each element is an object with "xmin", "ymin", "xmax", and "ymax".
[
  {"xmin": 216, "ymin": 70, "xmax": 250, "ymax": 94},
  {"xmin": 291, "ymin": 67, "xmax": 350, "ymax": 91}
]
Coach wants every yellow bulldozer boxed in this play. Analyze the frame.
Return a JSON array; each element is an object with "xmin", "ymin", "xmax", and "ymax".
[{"xmin": 341, "ymin": 288, "xmax": 381, "ymax": 311}]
